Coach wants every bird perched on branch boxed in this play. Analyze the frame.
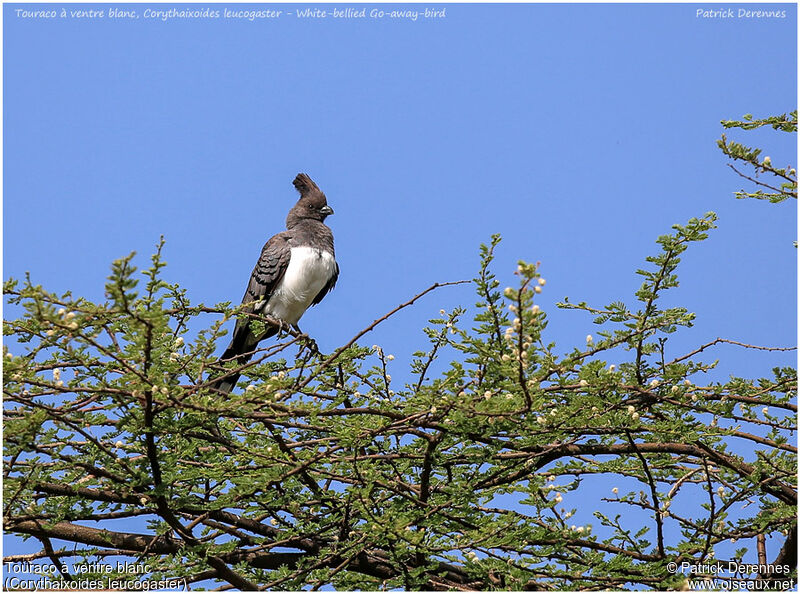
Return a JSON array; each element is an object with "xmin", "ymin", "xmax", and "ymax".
[{"xmin": 214, "ymin": 173, "xmax": 339, "ymax": 393}]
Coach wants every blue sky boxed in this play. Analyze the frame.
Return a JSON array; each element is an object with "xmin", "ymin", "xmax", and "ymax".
[{"xmin": 3, "ymin": 0, "xmax": 797, "ymax": 578}]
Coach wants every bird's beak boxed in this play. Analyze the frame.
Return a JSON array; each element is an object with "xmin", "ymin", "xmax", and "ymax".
[{"xmin": 320, "ymin": 205, "xmax": 334, "ymax": 216}]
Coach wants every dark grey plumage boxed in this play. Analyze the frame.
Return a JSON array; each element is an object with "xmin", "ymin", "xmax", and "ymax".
[{"xmin": 214, "ymin": 173, "xmax": 338, "ymax": 393}]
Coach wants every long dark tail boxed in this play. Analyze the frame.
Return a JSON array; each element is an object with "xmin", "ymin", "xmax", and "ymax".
[
  {"xmin": 211, "ymin": 326, "xmax": 278, "ymax": 394},
  {"xmin": 211, "ymin": 361, "xmax": 248, "ymax": 396}
]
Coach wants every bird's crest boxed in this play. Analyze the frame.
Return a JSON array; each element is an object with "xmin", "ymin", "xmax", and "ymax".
[{"xmin": 293, "ymin": 173, "xmax": 321, "ymax": 197}]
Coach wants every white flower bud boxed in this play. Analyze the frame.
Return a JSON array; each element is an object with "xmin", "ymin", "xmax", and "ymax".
[
  {"xmin": 608, "ymin": 364, "xmax": 616, "ymax": 372},
  {"xmin": 246, "ymin": 384, "xmax": 255, "ymax": 392},
  {"xmin": 53, "ymin": 368, "xmax": 61, "ymax": 381},
  {"xmin": 762, "ymin": 407, "xmax": 769, "ymax": 415},
  {"xmin": 763, "ymin": 156, "xmax": 772, "ymax": 167},
  {"xmin": 554, "ymin": 494, "xmax": 563, "ymax": 503},
  {"xmin": 68, "ymin": 322, "xmax": 78, "ymax": 330},
  {"xmin": 439, "ymin": 309, "xmax": 446, "ymax": 315},
  {"xmin": 504, "ymin": 287, "xmax": 514, "ymax": 298},
  {"xmin": 537, "ymin": 416, "xmax": 546, "ymax": 424},
  {"xmin": 270, "ymin": 518, "xmax": 278, "ymax": 526},
  {"xmin": 631, "ymin": 412, "xmax": 640, "ymax": 420},
  {"xmin": 174, "ymin": 337, "xmax": 184, "ymax": 347},
  {"xmin": 649, "ymin": 379, "xmax": 660, "ymax": 388},
  {"xmin": 538, "ymin": 278, "xmax": 546, "ymax": 286},
  {"xmin": 612, "ymin": 487, "xmax": 618, "ymax": 494},
  {"xmin": 387, "ymin": 354, "xmax": 395, "ymax": 361},
  {"xmin": 115, "ymin": 440, "xmax": 123, "ymax": 449},
  {"xmin": 531, "ymin": 305, "xmax": 540, "ymax": 314},
  {"xmin": 57, "ymin": 308, "xmax": 66, "ymax": 316},
  {"xmin": 579, "ymin": 379, "xmax": 588, "ymax": 387},
  {"xmin": 385, "ymin": 374, "xmax": 392, "ymax": 382},
  {"xmin": 586, "ymin": 335, "xmax": 593, "ymax": 343},
  {"xmin": 671, "ymin": 385, "xmax": 679, "ymax": 393},
  {"xmin": 430, "ymin": 407, "xmax": 437, "ymax": 413},
  {"xmin": 65, "ymin": 311, "xmax": 76, "ymax": 319},
  {"xmin": 627, "ymin": 405, "xmax": 635, "ymax": 414},
  {"xmin": 534, "ymin": 286, "xmax": 542, "ymax": 293},
  {"xmin": 46, "ymin": 329, "xmax": 55, "ymax": 336},
  {"xmin": 591, "ymin": 406, "xmax": 598, "ymax": 412}
]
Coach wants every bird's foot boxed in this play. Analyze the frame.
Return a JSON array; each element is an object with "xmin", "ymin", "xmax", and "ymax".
[
  {"xmin": 265, "ymin": 316, "xmax": 295, "ymax": 337},
  {"xmin": 289, "ymin": 324, "xmax": 316, "ymax": 352},
  {"xmin": 302, "ymin": 336, "xmax": 320, "ymax": 354}
]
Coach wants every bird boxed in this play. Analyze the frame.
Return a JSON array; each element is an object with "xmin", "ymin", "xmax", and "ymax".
[{"xmin": 213, "ymin": 173, "xmax": 339, "ymax": 394}]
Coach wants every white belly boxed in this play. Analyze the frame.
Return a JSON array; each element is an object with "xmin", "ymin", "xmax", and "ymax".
[{"xmin": 263, "ymin": 247, "xmax": 336, "ymax": 324}]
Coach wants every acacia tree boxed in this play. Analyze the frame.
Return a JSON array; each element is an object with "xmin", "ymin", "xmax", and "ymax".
[
  {"xmin": 3, "ymin": 116, "xmax": 796, "ymax": 591},
  {"xmin": 717, "ymin": 110, "xmax": 797, "ymax": 204}
]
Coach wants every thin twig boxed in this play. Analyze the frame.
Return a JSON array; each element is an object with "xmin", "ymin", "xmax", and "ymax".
[{"xmin": 296, "ymin": 280, "xmax": 469, "ymax": 391}]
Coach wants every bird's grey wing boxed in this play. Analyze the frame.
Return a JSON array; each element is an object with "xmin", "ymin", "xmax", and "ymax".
[
  {"xmin": 311, "ymin": 260, "xmax": 339, "ymax": 306},
  {"xmin": 241, "ymin": 233, "xmax": 292, "ymax": 311},
  {"xmin": 223, "ymin": 233, "xmax": 292, "ymax": 360}
]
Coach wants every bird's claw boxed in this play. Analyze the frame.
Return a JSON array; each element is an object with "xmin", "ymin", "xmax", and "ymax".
[
  {"xmin": 289, "ymin": 324, "xmax": 318, "ymax": 353},
  {"xmin": 303, "ymin": 336, "xmax": 319, "ymax": 354}
]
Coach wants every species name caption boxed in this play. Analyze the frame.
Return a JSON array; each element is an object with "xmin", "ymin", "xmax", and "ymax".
[
  {"xmin": 3, "ymin": 561, "xmax": 187, "ymax": 591},
  {"xmin": 14, "ymin": 7, "xmax": 448, "ymax": 21}
]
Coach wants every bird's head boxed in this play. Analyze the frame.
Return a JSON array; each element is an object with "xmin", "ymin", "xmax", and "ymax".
[{"xmin": 287, "ymin": 173, "xmax": 334, "ymax": 226}]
